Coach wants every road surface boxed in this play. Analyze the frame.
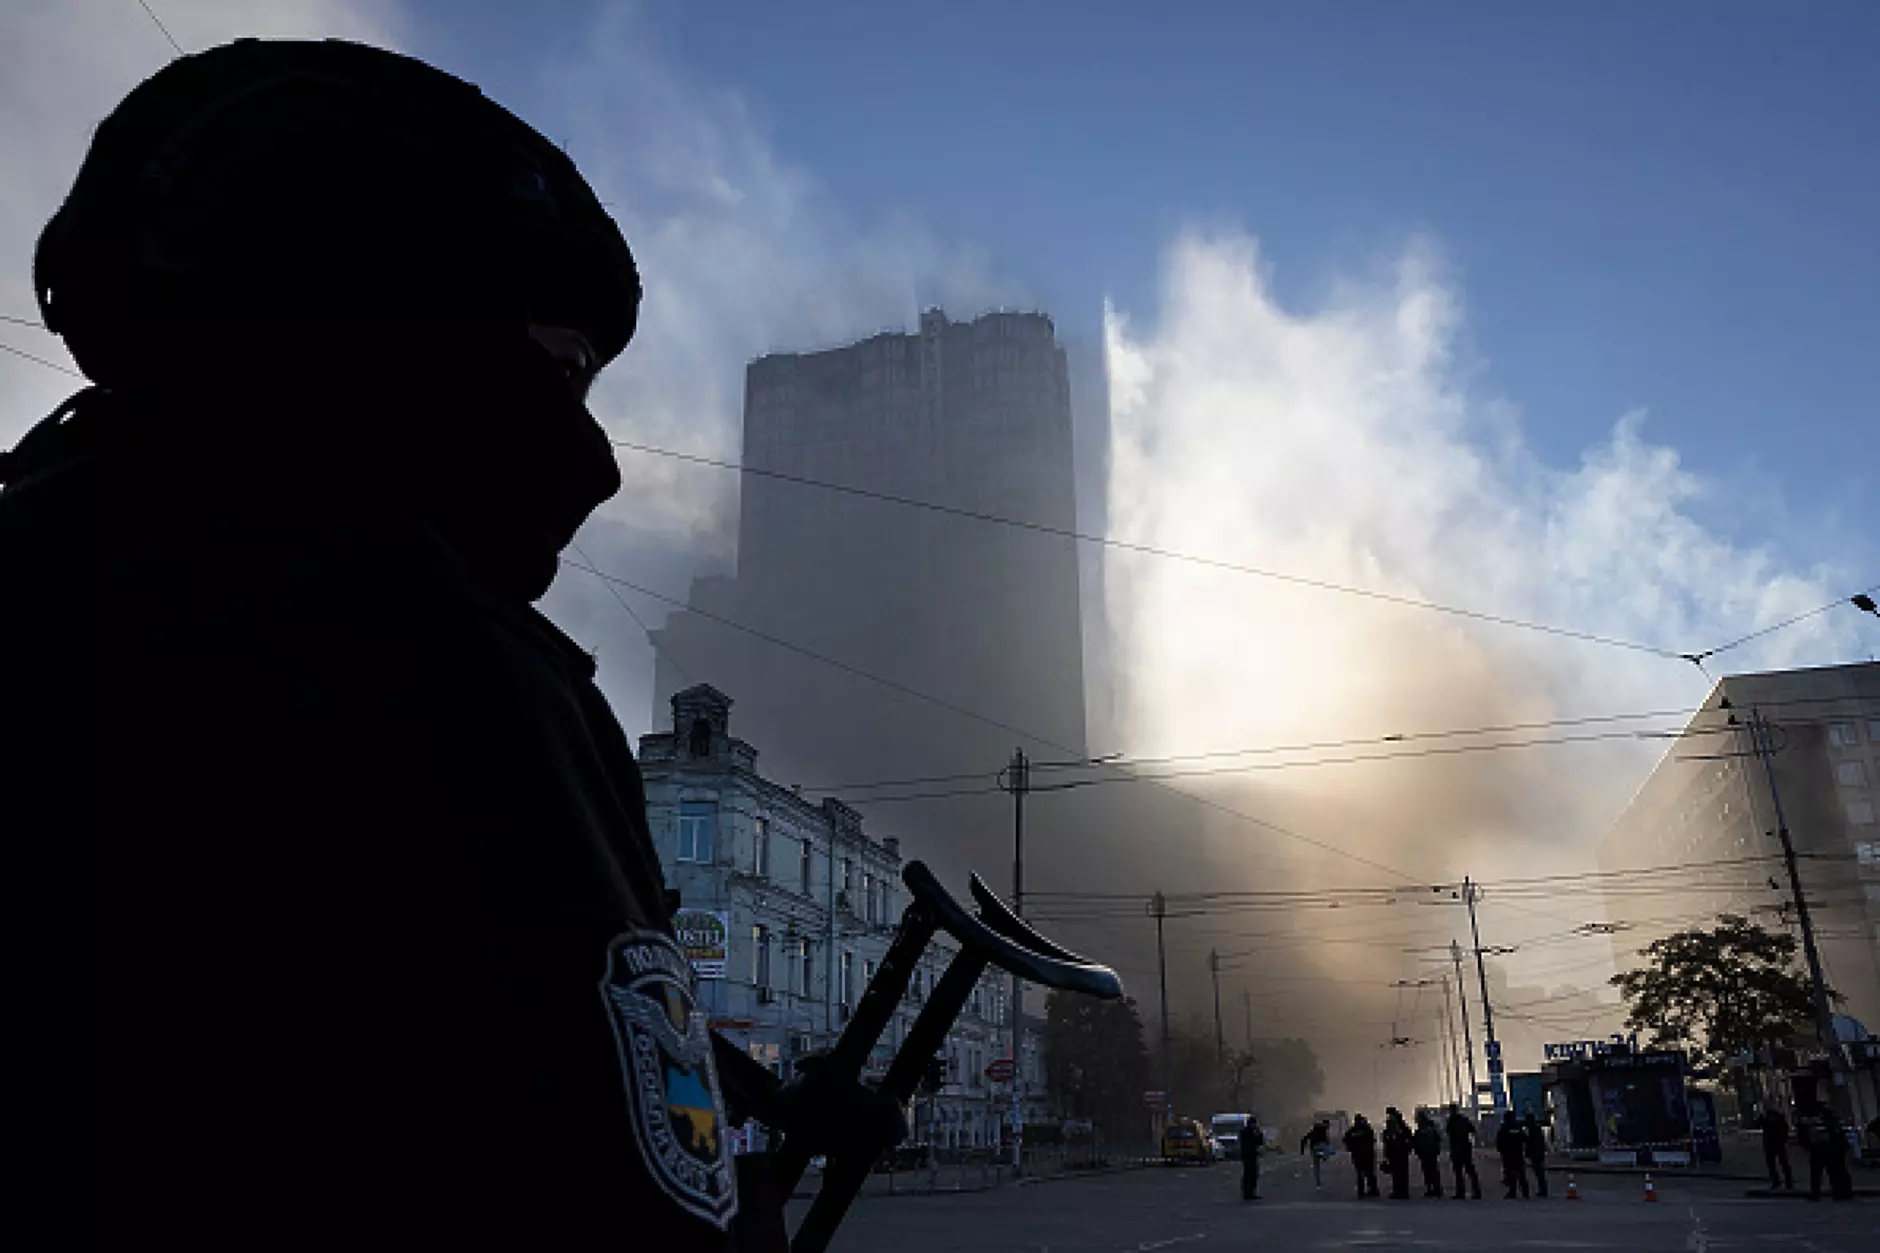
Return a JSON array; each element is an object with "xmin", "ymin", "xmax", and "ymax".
[{"xmin": 796, "ymin": 1154, "xmax": 1875, "ymax": 1252}]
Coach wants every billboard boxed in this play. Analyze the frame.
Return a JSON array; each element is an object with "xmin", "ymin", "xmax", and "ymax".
[{"xmin": 672, "ymin": 909, "xmax": 730, "ymax": 979}]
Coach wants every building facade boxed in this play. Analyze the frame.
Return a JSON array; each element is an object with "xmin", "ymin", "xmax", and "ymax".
[
  {"xmin": 1595, "ymin": 662, "xmax": 1880, "ymax": 1039},
  {"xmin": 639, "ymin": 684, "xmax": 1044, "ymax": 1150},
  {"xmin": 648, "ymin": 309, "xmax": 1087, "ymax": 886}
]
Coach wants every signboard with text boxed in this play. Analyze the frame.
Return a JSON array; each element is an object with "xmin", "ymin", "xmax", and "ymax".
[{"xmin": 673, "ymin": 908, "xmax": 730, "ymax": 979}]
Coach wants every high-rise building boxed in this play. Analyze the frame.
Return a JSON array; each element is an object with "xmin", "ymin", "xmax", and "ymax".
[
  {"xmin": 1595, "ymin": 662, "xmax": 1880, "ymax": 1043},
  {"xmin": 649, "ymin": 308, "xmax": 1087, "ymax": 882}
]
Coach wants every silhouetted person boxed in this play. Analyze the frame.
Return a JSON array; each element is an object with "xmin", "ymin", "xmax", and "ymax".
[
  {"xmin": 1301, "ymin": 1120, "xmax": 1333, "ymax": 1191},
  {"xmin": 1759, "ymin": 1106, "xmax": 1794, "ymax": 1191},
  {"xmin": 1798, "ymin": 1106, "xmax": 1853, "ymax": 1201},
  {"xmin": 1413, "ymin": 1111, "xmax": 1445, "ymax": 1197},
  {"xmin": 1494, "ymin": 1116, "xmax": 1529, "ymax": 1199},
  {"xmin": 1344, "ymin": 1114, "xmax": 1380, "ymax": 1198},
  {"xmin": 1522, "ymin": 1112, "xmax": 1548, "ymax": 1198},
  {"xmin": 2, "ymin": 38, "xmax": 897, "ymax": 1252},
  {"xmin": 1445, "ymin": 1104, "xmax": 1483, "ymax": 1199},
  {"xmin": 1381, "ymin": 1107, "xmax": 1414, "ymax": 1200},
  {"xmin": 1240, "ymin": 1117, "xmax": 1266, "ymax": 1200}
]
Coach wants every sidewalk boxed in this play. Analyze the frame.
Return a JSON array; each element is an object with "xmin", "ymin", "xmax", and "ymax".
[{"xmin": 1554, "ymin": 1132, "xmax": 1879, "ymax": 1192}]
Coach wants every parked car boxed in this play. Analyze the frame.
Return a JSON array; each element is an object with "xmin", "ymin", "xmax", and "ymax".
[{"xmin": 1161, "ymin": 1119, "xmax": 1213, "ymax": 1165}]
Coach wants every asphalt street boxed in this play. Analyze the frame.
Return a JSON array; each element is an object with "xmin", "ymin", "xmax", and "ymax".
[{"xmin": 798, "ymin": 1156, "xmax": 1876, "ymax": 1252}]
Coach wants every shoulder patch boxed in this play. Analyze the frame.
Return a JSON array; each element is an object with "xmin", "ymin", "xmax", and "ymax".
[{"xmin": 600, "ymin": 929, "xmax": 739, "ymax": 1229}]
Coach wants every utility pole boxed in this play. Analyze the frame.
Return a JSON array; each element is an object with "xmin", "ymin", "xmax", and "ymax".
[
  {"xmin": 1209, "ymin": 950, "xmax": 1225, "ymax": 1060},
  {"xmin": 1463, "ymin": 878, "xmax": 1505, "ymax": 1115},
  {"xmin": 1003, "ymin": 747, "xmax": 1030, "ymax": 1170},
  {"xmin": 1450, "ymin": 940, "xmax": 1479, "ymax": 1114},
  {"xmin": 1440, "ymin": 973, "xmax": 1464, "ymax": 1112},
  {"xmin": 1153, "ymin": 891, "xmax": 1171, "ymax": 1126},
  {"xmin": 1745, "ymin": 707, "xmax": 1847, "ymax": 1101}
]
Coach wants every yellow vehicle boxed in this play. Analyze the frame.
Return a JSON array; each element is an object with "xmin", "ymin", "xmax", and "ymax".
[{"xmin": 1161, "ymin": 1118, "xmax": 1213, "ymax": 1165}]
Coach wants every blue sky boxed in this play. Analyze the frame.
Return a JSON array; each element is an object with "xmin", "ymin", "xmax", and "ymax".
[
  {"xmin": 413, "ymin": 0, "xmax": 1880, "ymax": 559},
  {"xmin": 635, "ymin": 0, "xmax": 1877, "ymax": 544}
]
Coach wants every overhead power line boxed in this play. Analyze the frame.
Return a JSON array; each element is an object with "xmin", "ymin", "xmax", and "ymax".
[
  {"xmin": 611, "ymin": 436, "xmax": 1877, "ymax": 666},
  {"xmin": 559, "ymin": 555, "xmax": 1428, "ymax": 885},
  {"xmin": 0, "ymin": 340, "xmax": 82, "ymax": 378},
  {"xmin": 610, "ymin": 437, "xmax": 1684, "ymax": 659},
  {"xmin": 803, "ymin": 691, "xmax": 1880, "ymax": 794},
  {"xmin": 136, "ymin": 1, "xmax": 185, "ymax": 57}
]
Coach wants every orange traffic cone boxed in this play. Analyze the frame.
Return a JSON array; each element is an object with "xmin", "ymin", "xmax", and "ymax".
[
  {"xmin": 1565, "ymin": 1173, "xmax": 1580, "ymax": 1201},
  {"xmin": 1642, "ymin": 1173, "xmax": 1657, "ymax": 1202}
]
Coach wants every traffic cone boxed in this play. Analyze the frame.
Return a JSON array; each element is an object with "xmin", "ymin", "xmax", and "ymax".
[
  {"xmin": 1642, "ymin": 1173, "xmax": 1657, "ymax": 1203},
  {"xmin": 1565, "ymin": 1173, "xmax": 1579, "ymax": 1201}
]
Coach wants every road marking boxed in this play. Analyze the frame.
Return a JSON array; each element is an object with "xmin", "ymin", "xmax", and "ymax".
[{"xmin": 1133, "ymin": 1236, "xmax": 1207, "ymax": 1251}]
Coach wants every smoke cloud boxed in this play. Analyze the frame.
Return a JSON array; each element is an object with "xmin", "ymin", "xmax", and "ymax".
[{"xmin": 1093, "ymin": 229, "xmax": 1875, "ymax": 1102}]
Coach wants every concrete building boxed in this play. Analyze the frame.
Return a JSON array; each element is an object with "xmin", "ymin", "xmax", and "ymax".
[
  {"xmin": 648, "ymin": 309, "xmax": 1087, "ymax": 880},
  {"xmin": 639, "ymin": 684, "xmax": 1043, "ymax": 1150},
  {"xmin": 1595, "ymin": 662, "xmax": 1880, "ymax": 1041}
]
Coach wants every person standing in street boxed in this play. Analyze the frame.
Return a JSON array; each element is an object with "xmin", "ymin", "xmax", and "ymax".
[
  {"xmin": 1494, "ymin": 1116, "xmax": 1530, "ymax": 1199},
  {"xmin": 1412, "ymin": 1111, "xmax": 1445, "ymax": 1198},
  {"xmin": 1343, "ymin": 1113, "xmax": 1380, "ymax": 1198},
  {"xmin": 1240, "ymin": 1118, "xmax": 1266, "ymax": 1200},
  {"xmin": 1381, "ymin": 1108, "xmax": 1414, "ymax": 1200},
  {"xmin": 1445, "ymin": 1104, "xmax": 1484, "ymax": 1200},
  {"xmin": 1521, "ymin": 1112, "xmax": 1549, "ymax": 1198},
  {"xmin": 1300, "ymin": 1119, "xmax": 1333, "ymax": 1191},
  {"xmin": 1759, "ymin": 1105, "xmax": 1794, "ymax": 1191}
]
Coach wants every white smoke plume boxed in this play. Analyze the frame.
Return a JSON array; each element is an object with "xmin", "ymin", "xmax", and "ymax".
[{"xmin": 1096, "ymin": 230, "xmax": 1875, "ymax": 1096}]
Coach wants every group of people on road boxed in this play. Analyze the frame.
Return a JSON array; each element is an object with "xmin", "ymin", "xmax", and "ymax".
[
  {"xmin": 1283, "ymin": 1105, "xmax": 1549, "ymax": 1202},
  {"xmin": 1757, "ymin": 1103, "xmax": 1859, "ymax": 1201}
]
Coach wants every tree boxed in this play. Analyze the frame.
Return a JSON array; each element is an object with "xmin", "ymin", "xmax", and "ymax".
[
  {"xmin": 1246, "ymin": 1037, "xmax": 1325, "ymax": 1126},
  {"xmin": 1610, "ymin": 914, "xmax": 1830, "ymax": 1077},
  {"xmin": 1042, "ymin": 990, "xmax": 1151, "ymax": 1139}
]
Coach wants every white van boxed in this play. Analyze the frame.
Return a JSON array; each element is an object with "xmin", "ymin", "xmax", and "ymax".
[{"xmin": 1210, "ymin": 1113, "xmax": 1254, "ymax": 1160}]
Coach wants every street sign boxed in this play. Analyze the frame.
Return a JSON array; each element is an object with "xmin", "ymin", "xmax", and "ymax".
[
  {"xmin": 672, "ymin": 908, "xmax": 730, "ymax": 979},
  {"xmin": 1143, "ymin": 1090, "xmax": 1166, "ymax": 1106},
  {"xmin": 986, "ymin": 1058, "xmax": 1016, "ymax": 1083}
]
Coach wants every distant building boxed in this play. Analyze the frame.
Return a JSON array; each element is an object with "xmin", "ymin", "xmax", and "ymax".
[
  {"xmin": 639, "ymin": 684, "xmax": 1041, "ymax": 1149},
  {"xmin": 1595, "ymin": 662, "xmax": 1880, "ymax": 1038},
  {"xmin": 649, "ymin": 307, "xmax": 1087, "ymax": 836}
]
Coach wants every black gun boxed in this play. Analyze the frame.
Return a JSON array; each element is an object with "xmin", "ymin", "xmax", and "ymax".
[{"xmin": 719, "ymin": 860, "xmax": 1122, "ymax": 1253}]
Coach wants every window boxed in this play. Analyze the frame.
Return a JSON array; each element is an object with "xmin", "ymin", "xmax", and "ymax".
[
  {"xmin": 798, "ymin": 939, "xmax": 814, "ymax": 997},
  {"xmin": 1849, "ymin": 800, "xmax": 1876, "ymax": 826},
  {"xmin": 799, "ymin": 838, "xmax": 813, "ymax": 895},
  {"xmin": 753, "ymin": 925, "xmax": 770, "ymax": 989},
  {"xmin": 862, "ymin": 872, "xmax": 875, "ymax": 922},
  {"xmin": 862, "ymin": 959, "xmax": 875, "ymax": 1000},
  {"xmin": 677, "ymin": 802, "xmax": 716, "ymax": 863},
  {"xmin": 1869, "ymin": 720, "xmax": 1880, "ymax": 743},
  {"xmin": 880, "ymin": 883, "xmax": 893, "ymax": 921},
  {"xmin": 1855, "ymin": 841, "xmax": 1877, "ymax": 868},
  {"xmin": 1837, "ymin": 761, "xmax": 1868, "ymax": 787},
  {"xmin": 912, "ymin": 969, "xmax": 925, "ymax": 1000},
  {"xmin": 1827, "ymin": 723, "xmax": 1857, "ymax": 748},
  {"xmin": 842, "ymin": 858, "xmax": 855, "ymax": 896},
  {"xmin": 840, "ymin": 951, "xmax": 854, "ymax": 1008},
  {"xmin": 754, "ymin": 818, "xmax": 770, "ymax": 878}
]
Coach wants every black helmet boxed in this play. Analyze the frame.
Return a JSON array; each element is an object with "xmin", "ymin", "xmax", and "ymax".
[{"xmin": 34, "ymin": 39, "xmax": 639, "ymax": 387}]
